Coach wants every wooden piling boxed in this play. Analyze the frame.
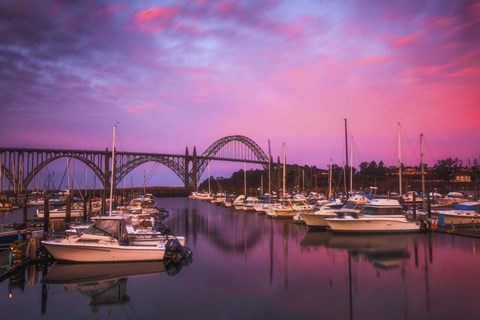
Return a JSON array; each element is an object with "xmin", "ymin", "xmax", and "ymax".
[
  {"xmin": 412, "ymin": 192, "xmax": 417, "ymax": 219},
  {"xmin": 65, "ymin": 193, "xmax": 71, "ymax": 223},
  {"xmin": 43, "ymin": 197, "xmax": 49, "ymax": 239},
  {"xmin": 23, "ymin": 193, "xmax": 28, "ymax": 223},
  {"xmin": 83, "ymin": 196, "xmax": 88, "ymax": 222}
]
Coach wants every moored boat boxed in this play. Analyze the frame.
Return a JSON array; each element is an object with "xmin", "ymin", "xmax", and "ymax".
[
  {"xmin": 41, "ymin": 216, "xmax": 181, "ymax": 262},
  {"xmin": 431, "ymin": 201, "xmax": 480, "ymax": 226},
  {"xmin": 325, "ymin": 199, "xmax": 423, "ymax": 233}
]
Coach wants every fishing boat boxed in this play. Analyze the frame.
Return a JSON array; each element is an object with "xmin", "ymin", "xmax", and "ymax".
[
  {"xmin": 42, "ymin": 124, "xmax": 187, "ymax": 263},
  {"xmin": 431, "ymin": 201, "xmax": 480, "ymax": 226},
  {"xmin": 325, "ymin": 199, "xmax": 423, "ymax": 233},
  {"xmin": 41, "ymin": 216, "xmax": 173, "ymax": 262}
]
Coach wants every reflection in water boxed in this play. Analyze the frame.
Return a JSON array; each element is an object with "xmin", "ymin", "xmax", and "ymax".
[
  {"xmin": 3, "ymin": 198, "xmax": 480, "ymax": 319},
  {"xmin": 326, "ymin": 234, "xmax": 414, "ymax": 270},
  {"xmin": 42, "ymin": 259, "xmax": 190, "ymax": 312}
]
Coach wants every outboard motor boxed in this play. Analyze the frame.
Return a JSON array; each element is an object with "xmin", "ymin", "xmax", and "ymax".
[{"xmin": 164, "ymin": 238, "xmax": 193, "ymax": 263}]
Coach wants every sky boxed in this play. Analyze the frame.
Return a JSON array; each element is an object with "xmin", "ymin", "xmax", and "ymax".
[{"xmin": 1, "ymin": 0, "xmax": 479, "ymax": 187}]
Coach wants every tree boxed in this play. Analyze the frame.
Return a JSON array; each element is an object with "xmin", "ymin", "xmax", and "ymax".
[{"xmin": 432, "ymin": 157, "xmax": 463, "ymax": 181}]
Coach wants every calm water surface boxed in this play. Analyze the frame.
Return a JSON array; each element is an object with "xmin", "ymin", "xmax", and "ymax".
[{"xmin": 1, "ymin": 197, "xmax": 480, "ymax": 320}]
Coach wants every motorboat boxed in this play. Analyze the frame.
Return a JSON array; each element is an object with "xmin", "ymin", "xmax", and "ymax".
[
  {"xmin": 266, "ymin": 198, "xmax": 313, "ymax": 219},
  {"xmin": 431, "ymin": 201, "xmax": 480, "ymax": 226},
  {"xmin": 42, "ymin": 216, "xmax": 179, "ymax": 262},
  {"xmin": 325, "ymin": 199, "xmax": 423, "ymax": 233},
  {"xmin": 232, "ymin": 195, "xmax": 246, "ymax": 210},
  {"xmin": 300, "ymin": 201, "xmax": 344, "ymax": 229},
  {"xmin": 242, "ymin": 197, "xmax": 262, "ymax": 212},
  {"xmin": 301, "ymin": 194, "xmax": 370, "ymax": 229}
]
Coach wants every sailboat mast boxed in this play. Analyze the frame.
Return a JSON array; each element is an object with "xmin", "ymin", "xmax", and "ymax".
[
  {"xmin": 420, "ymin": 133, "xmax": 426, "ymax": 202},
  {"xmin": 268, "ymin": 139, "xmax": 272, "ymax": 200},
  {"xmin": 350, "ymin": 135, "xmax": 353, "ymax": 195},
  {"xmin": 283, "ymin": 142, "xmax": 286, "ymax": 198},
  {"xmin": 397, "ymin": 122, "xmax": 402, "ymax": 196},
  {"xmin": 109, "ymin": 123, "xmax": 117, "ymax": 216},
  {"xmin": 328, "ymin": 159, "xmax": 333, "ymax": 199},
  {"xmin": 243, "ymin": 161, "xmax": 247, "ymax": 196},
  {"xmin": 344, "ymin": 119, "xmax": 349, "ymax": 195}
]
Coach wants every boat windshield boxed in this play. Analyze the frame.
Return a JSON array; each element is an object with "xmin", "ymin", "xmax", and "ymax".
[
  {"xmin": 361, "ymin": 207, "xmax": 405, "ymax": 216},
  {"xmin": 83, "ymin": 219, "xmax": 129, "ymax": 242},
  {"xmin": 342, "ymin": 203, "xmax": 357, "ymax": 210}
]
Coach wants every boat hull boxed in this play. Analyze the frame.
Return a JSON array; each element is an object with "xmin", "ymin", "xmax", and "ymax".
[
  {"xmin": 42, "ymin": 240, "xmax": 165, "ymax": 262},
  {"xmin": 300, "ymin": 212, "xmax": 337, "ymax": 229},
  {"xmin": 325, "ymin": 217, "xmax": 422, "ymax": 233}
]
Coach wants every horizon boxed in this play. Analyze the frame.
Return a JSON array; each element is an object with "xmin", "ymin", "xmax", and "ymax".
[{"xmin": 1, "ymin": 0, "xmax": 479, "ymax": 187}]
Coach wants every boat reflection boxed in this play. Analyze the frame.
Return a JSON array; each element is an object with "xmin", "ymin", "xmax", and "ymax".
[
  {"xmin": 42, "ymin": 259, "xmax": 191, "ymax": 309},
  {"xmin": 300, "ymin": 231, "xmax": 333, "ymax": 250},
  {"xmin": 326, "ymin": 234, "xmax": 417, "ymax": 270}
]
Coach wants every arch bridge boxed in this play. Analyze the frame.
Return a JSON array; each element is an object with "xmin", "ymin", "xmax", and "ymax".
[{"xmin": 0, "ymin": 135, "xmax": 272, "ymax": 197}]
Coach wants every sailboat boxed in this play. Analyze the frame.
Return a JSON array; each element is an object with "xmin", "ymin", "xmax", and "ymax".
[{"xmin": 42, "ymin": 125, "xmax": 188, "ymax": 262}]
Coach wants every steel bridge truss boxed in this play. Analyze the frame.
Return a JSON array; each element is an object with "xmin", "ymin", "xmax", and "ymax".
[{"xmin": 0, "ymin": 135, "xmax": 270, "ymax": 194}]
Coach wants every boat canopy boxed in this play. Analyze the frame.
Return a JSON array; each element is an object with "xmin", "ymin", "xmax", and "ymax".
[
  {"xmin": 453, "ymin": 203, "xmax": 480, "ymax": 212},
  {"xmin": 84, "ymin": 218, "xmax": 129, "ymax": 243}
]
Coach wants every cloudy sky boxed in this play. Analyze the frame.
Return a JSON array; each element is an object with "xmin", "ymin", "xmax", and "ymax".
[{"xmin": 1, "ymin": 0, "xmax": 479, "ymax": 186}]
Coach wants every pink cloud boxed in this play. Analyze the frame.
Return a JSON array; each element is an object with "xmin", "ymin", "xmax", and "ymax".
[
  {"xmin": 427, "ymin": 16, "xmax": 454, "ymax": 28},
  {"xmin": 131, "ymin": 6, "xmax": 180, "ymax": 33},
  {"xmin": 127, "ymin": 102, "xmax": 155, "ymax": 114},
  {"xmin": 393, "ymin": 32, "xmax": 420, "ymax": 46},
  {"xmin": 448, "ymin": 67, "xmax": 480, "ymax": 78},
  {"xmin": 217, "ymin": 1, "xmax": 238, "ymax": 14}
]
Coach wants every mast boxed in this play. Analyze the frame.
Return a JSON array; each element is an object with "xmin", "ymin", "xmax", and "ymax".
[
  {"xmin": 328, "ymin": 159, "xmax": 333, "ymax": 199},
  {"xmin": 260, "ymin": 174, "xmax": 264, "ymax": 197},
  {"xmin": 283, "ymin": 142, "xmax": 286, "ymax": 198},
  {"xmin": 268, "ymin": 139, "xmax": 272, "ymax": 200},
  {"xmin": 243, "ymin": 161, "xmax": 247, "ymax": 196},
  {"xmin": 350, "ymin": 135, "xmax": 354, "ymax": 195},
  {"xmin": 420, "ymin": 133, "xmax": 426, "ymax": 204},
  {"xmin": 109, "ymin": 123, "xmax": 118, "ymax": 216},
  {"xmin": 398, "ymin": 122, "xmax": 402, "ymax": 196},
  {"xmin": 344, "ymin": 119, "xmax": 349, "ymax": 195}
]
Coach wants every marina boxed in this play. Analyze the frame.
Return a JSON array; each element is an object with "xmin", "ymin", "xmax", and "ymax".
[{"xmin": 1, "ymin": 197, "xmax": 480, "ymax": 319}]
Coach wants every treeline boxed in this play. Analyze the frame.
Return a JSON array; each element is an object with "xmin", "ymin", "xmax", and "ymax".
[{"xmin": 198, "ymin": 157, "xmax": 480, "ymax": 195}]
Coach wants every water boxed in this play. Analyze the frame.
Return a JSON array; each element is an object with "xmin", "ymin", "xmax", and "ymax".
[{"xmin": 1, "ymin": 197, "xmax": 480, "ymax": 319}]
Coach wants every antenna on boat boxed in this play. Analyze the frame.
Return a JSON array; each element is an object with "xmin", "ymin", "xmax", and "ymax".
[{"xmin": 109, "ymin": 122, "xmax": 119, "ymax": 216}]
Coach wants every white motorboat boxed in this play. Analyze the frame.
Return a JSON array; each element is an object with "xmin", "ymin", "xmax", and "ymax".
[
  {"xmin": 242, "ymin": 196, "xmax": 262, "ymax": 212},
  {"xmin": 300, "ymin": 201, "xmax": 344, "ymax": 229},
  {"xmin": 232, "ymin": 195, "xmax": 246, "ymax": 210},
  {"xmin": 42, "ymin": 216, "xmax": 171, "ymax": 262},
  {"xmin": 325, "ymin": 199, "xmax": 423, "ymax": 233},
  {"xmin": 431, "ymin": 201, "xmax": 480, "ymax": 226}
]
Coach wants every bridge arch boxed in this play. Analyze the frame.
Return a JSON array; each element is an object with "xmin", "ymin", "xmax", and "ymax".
[
  {"xmin": 116, "ymin": 154, "xmax": 187, "ymax": 187},
  {"xmin": 195, "ymin": 135, "xmax": 269, "ymax": 181},
  {"xmin": 23, "ymin": 154, "xmax": 106, "ymax": 190}
]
